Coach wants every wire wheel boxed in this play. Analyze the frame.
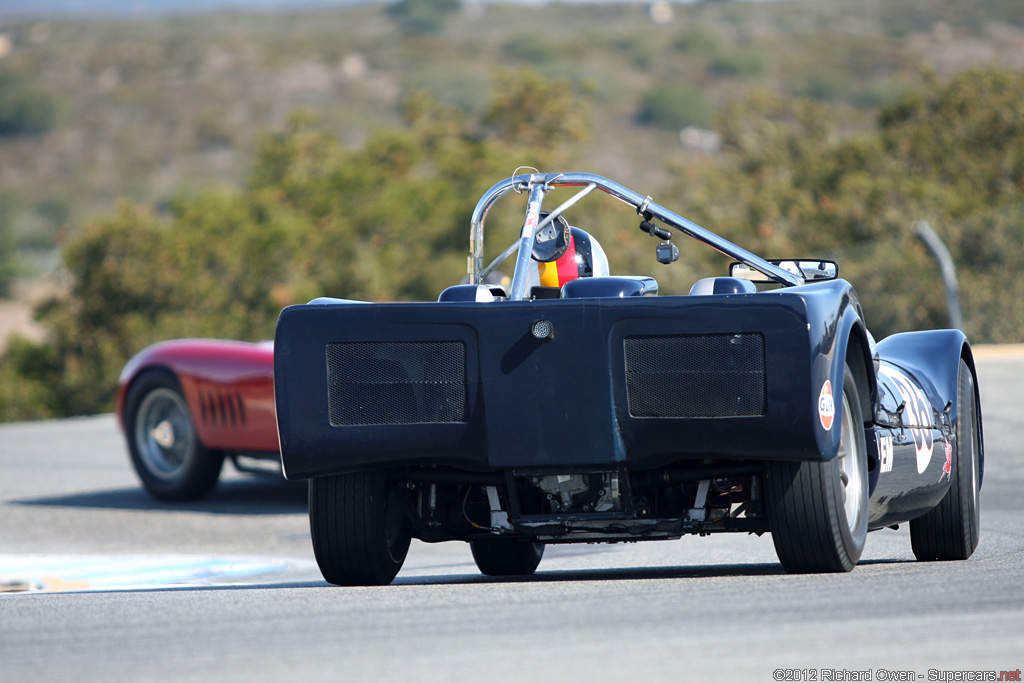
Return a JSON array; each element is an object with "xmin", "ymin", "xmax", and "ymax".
[
  {"xmin": 125, "ymin": 371, "xmax": 223, "ymax": 501},
  {"xmin": 135, "ymin": 388, "xmax": 194, "ymax": 481}
]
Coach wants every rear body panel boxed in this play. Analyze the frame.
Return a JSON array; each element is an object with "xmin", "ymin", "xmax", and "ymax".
[{"xmin": 275, "ymin": 280, "xmax": 866, "ymax": 480}]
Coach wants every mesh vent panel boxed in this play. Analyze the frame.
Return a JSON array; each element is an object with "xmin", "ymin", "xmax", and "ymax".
[
  {"xmin": 327, "ymin": 341, "xmax": 467, "ymax": 426},
  {"xmin": 624, "ymin": 334, "xmax": 766, "ymax": 418}
]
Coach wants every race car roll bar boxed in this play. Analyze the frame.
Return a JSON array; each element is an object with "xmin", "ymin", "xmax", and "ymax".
[{"xmin": 468, "ymin": 172, "xmax": 803, "ymax": 298}]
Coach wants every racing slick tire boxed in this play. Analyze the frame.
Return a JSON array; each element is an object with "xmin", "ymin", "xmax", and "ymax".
[
  {"xmin": 309, "ymin": 470, "xmax": 411, "ymax": 586},
  {"xmin": 766, "ymin": 363, "xmax": 869, "ymax": 573},
  {"xmin": 470, "ymin": 539, "xmax": 545, "ymax": 576},
  {"xmin": 125, "ymin": 369, "xmax": 224, "ymax": 502},
  {"xmin": 909, "ymin": 359, "xmax": 981, "ymax": 561}
]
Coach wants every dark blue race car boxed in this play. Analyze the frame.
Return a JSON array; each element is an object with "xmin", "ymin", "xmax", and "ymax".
[{"xmin": 273, "ymin": 172, "xmax": 983, "ymax": 586}]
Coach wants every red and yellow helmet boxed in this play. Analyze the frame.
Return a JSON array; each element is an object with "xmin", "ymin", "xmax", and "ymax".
[{"xmin": 532, "ymin": 213, "xmax": 609, "ymax": 287}]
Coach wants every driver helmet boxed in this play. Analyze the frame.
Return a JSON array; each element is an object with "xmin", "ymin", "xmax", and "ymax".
[{"xmin": 531, "ymin": 213, "xmax": 609, "ymax": 287}]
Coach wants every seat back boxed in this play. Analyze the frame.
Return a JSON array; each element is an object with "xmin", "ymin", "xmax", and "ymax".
[
  {"xmin": 689, "ymin": 277, "xmax": 757, "ymax": 296},
  {"xmin": 561, "ymin": 276, "xmax": 658, "ymax": 299}
]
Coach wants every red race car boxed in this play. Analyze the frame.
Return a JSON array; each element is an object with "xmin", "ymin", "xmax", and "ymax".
[{"xmin": 115, "ymin": 339, "xmax": 279, "ymax": 501}]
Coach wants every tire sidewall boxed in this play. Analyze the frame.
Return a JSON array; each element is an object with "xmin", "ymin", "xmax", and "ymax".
[
  {"xmin": 835, "ymin": 364, "xmax": 869, "ymax": 561},
  {"xmin": 470, "ymin": 539, "xmax": 545, "ymax": 576},
  {"xmin": 957, "ymin": 361, "xmax": 981, "ymax": 550},
  {"xmin": 380, "ymin": 477, "xmax": 412, "ymax": 565}
]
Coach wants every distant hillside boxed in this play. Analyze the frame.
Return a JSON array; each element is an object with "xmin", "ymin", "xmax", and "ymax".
[
  {"xmin": 3, "ymin": 0, "xmax": 1024, "ymax": 422},
  {"xmin": 0, "ymin": 0, "xmax": 1021, "ymax": 263},
  {"xmin": 0, "ymin": 0, "xmax": 367, "ymax": 19}
]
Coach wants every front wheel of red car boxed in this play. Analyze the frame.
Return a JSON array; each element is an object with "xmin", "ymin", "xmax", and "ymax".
[
  {"xmin": 765, "ymin": 363, "xmax": 869, "ymax": 573},
  {"xmin": 309, "ymin": 470, "xmax": 411, "ymax": 586},
  {"xmin": 125, "ymin": 370, "xmax": 224, "ymax": 502}
]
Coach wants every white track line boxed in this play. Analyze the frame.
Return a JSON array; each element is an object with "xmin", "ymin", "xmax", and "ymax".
[{"xmin": 0, "ymin": 554, "xmax": 311, "ymax": 593}]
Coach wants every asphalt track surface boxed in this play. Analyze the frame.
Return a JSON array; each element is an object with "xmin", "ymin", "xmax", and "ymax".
[{"xmin": 1, "ymin": 352, "xmax": 1022, "ymax": 682}]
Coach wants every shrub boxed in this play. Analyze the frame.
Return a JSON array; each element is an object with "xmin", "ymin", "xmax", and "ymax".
[
  {"xmin": 636, "ymin": 84, "xmax": 714, "ymax": 130},
  {"xmin": 388, "ymin": 0, "xmax": 462, "ymax": 34},
  {"xmin": 0, "ymin": 71, "xmax": 56, "ymax": 138}
]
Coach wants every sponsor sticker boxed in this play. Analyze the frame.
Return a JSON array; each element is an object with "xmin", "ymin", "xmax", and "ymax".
[
  {"xmin": 879, "ymin": 434, "xmax": 894, "ymax": 473},
  {"xmin": 521, "ymin": 201, "xmax": 541, "ymax": 238},
  {"xmin": 818, "ymin": 380, "xmax": 835, "ymax": 430},
  {"xmin": 939, "ymin": 440, "xmax": 953, "ymax": 482}
]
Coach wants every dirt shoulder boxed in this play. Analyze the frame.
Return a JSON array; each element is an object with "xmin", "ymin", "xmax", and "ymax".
[{"xmin": 0, "ymin": 281, "xmax": 52, "ymax": 352}]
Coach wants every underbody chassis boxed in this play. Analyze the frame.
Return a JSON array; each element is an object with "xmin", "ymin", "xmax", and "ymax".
[{"xmin": 394, "ymin": 462, "xmax": 767, "ymax": 544}]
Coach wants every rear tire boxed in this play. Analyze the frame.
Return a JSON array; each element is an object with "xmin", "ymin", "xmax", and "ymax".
[
  {"xmin": 125, "ymin": 370, "xmax": 224, "ymax": 502},
  {"xmin": 766, "ymin": 363, "xmax": 869, "ymax": 573},
  {"xmin": 470, "ymin": 539, "xmax": 545, "ymax": 576},
  {"xmin": 910, "ymin": 359, "xmax": 981, "ymax": 561},
  {"xmin": 309, "ymin": 470, "xmax": 411, "ymax": 586}
]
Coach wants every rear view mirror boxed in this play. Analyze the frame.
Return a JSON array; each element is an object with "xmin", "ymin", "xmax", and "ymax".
[{"xmin": 730, "ymin": 259, "xmax": 838, "ymax": 283}]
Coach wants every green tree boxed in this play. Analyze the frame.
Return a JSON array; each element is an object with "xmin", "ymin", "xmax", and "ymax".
[
  {"xmin": 0, "ymin": 70, "xmax": 56, "ymax": 138},
  {"xmin": 388, "ymin": 0, "xmax": 462, "ymax": 34},
  {"xmin": 669, "ymin": 67, "xmax": 1024, "ymax": 342},
  {"xmin": 482, "ymin": 69, "xmax": 591, "ymax": 160},
  {"xmin": 0, "ymin": 73, "xmax": 592, "ymax": 420},
  {"xmin": 636, "ymin": 84, "xmax": 715, "ymax": 130}
]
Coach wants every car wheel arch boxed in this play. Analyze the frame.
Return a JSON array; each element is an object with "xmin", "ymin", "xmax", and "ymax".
[
  {"xmin": 821, "ymin": 314, "xmax": 875, "ymax": 465},
  {"xmin": 842, "ymin": 321, "xmax": 875, "ymax": 428}
]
